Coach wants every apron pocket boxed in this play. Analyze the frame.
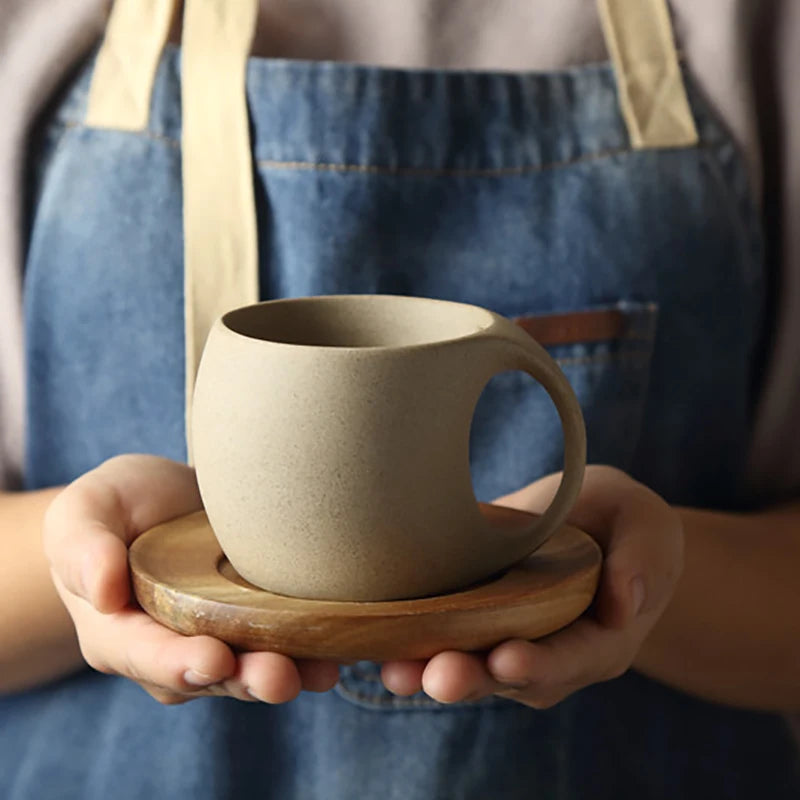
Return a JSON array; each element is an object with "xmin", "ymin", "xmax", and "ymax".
[{"xmin": 336, "ymin": 301, "xmax": 657, "ymax": 712}]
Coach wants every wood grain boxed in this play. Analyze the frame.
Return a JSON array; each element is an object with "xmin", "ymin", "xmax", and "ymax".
[{"xmin": 129, "ymin": 505, "xmax": 601, "ymax": 662}]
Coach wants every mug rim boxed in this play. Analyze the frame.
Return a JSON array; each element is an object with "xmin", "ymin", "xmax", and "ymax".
[{"xmin": 219, "ymin": 294, "xmax": 498, "ymax": 352}]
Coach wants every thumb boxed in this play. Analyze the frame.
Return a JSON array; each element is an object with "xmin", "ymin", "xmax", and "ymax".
[{"xmin": 43, "ymin": 455, "xmax": 202, "ymax": 612}]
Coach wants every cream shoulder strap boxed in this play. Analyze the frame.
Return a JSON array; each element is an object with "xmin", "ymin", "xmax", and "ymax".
[
  {"xmin": 180, "ymin": 0, "xmax": 259, "ymax": 455},
  {"xmin": 87, "ymin": 0, "xmax": 259, "ymax": 458},
  {"xmin": 598, "ymin": 0, "xmax": 698, "ymax": 148},
  {"xmin": 86, "ymin": 0, "xmax": 176, "ymax": 130}
]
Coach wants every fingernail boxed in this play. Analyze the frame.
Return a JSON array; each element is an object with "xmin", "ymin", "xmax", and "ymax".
[
  {"xmin": 631, "ymin": 577, "xmax": 646, "ymax": 617},
  {"xmin": 489, "ymin": 670, "xmax": 530, "ymax": 690},
  {"xmin": 184, "ymin": 669, "xmax": 216, "ymax": 687}
]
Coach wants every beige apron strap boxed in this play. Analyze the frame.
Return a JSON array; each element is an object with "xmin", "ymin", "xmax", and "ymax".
[
  {"xmin": 87, "ymin": 0, "xmax": 259, "ymax": 457},
  {"xmin": 181, "ymin": 0, "xmax": 260, "ymax": 457},
  {"xmin": 597, "ymin": 0, "xmax": 698, "ymax": 149},
  {"xmin": 86, "ymin": 0, "xmax": 176, "ymax": 130}
]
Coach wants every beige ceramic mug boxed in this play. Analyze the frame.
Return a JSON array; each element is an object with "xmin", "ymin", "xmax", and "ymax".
[{"xmin": 192, "ymin": 295, "xmax": 586, "ymax": 601}]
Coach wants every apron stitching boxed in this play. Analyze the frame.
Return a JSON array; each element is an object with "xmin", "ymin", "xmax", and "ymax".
[
  {"xmin": 60, "ymin": 119, "xmax": 721, "ymax": 177},
  {"xmin": 338, "ymin": 689, "xmax": 441, "ymax": 708},
  {"xmin": 255, "ymin": 148, "xmax": 631, "ymax": 177},
  {"xmin": 337, "ymin": 687, "xmax": 497, "ymax": 709}
]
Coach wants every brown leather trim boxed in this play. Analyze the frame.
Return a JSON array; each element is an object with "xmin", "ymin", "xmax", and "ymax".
[{"xmin": 515, "ymin": 308, "xmax": 629, "ymax": 346}]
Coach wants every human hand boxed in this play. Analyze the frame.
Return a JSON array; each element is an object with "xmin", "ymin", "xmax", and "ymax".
[
  {"xmin": 381, "ymin": 466, "xmax": 684, "ymax": 708},
  {"xmin": 43, "ymin": 454, "xmax": 340, "ymax": 705}
]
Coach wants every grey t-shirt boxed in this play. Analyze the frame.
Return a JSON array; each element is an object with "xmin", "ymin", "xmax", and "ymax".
[{"xmin": 1, "ymin": 0, "xmax": 799, "ymax": 498}]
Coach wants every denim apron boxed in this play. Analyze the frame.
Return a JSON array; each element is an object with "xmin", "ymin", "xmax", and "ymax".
[{"xmin": 5, "ymin": 0, "xmax": 800, "ymax": 796}]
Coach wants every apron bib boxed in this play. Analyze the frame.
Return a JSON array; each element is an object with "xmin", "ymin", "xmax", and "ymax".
[{"xmin": 8, "ymin": 0, "xmax": 799, "ymax": 797}]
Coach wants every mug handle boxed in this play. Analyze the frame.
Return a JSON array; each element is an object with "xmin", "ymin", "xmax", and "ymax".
[{"xmin": 474, "ymin": 316, "xmax": 587, "ymax": 556}]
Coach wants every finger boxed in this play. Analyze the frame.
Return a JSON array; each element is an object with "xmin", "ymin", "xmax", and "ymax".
[
  {"xmin": 141, "ymin": 661, "xmax": 339, "ymax": 706},
  {"xmin": 139, "ymin": 681, "xmax": 255, "ymax": 705},
  {"xmin": 238, "ymin": 652, "xmax": 303, "ymax": 703},
  {"xmin": 43, "ymin": 455, "xmax": 202, "ymax": 613},
  {"xmin": 593, "ymin": 532, "xmax": 650, "ymax": 630},
  {"xmin": 495, "ymin": 466, "xmax": 631, "ymax": 548},
  {"xmin": 60, "ymin": 584, "xmax": 237, "ymax": 693},
  {"xmin": 139, "ymin": 684, "xmax": 194, "ymax": 705},
  {"xmin": 381, "ymin": 660, "xmax": 426, "ymax": 696},
  {"xmin": 124, "ymin": 617, "xmax": 237, "ymax": 692},
  {"xmin": 92, "ymin": 455, "xmax": 202, "ymax": 534},
  {"xmin": 587, "ymin": 482, "xmax": 682, "ymax": 628},
  {"xmin": 421, "ymin": 651, "xmax": 501, "ymax": 704},
  {"xmin": 44, "ymin": 482, "xmax": 133, "ymax": 611},
  {"xmin": 496, "ymin": 466, "xmax": 683, "ymax": 628},
  {"xmin": 176, "ymin": 657, "xmax": 339, "ymax": 704},
  {"xmin": 295, "ymin": 660, "xmax": 341, "ymax": 693},
  {"xmin": 45, "ymin": 521, "xmax": 132, "ymax": 614},
  {"xmin": 487, "ymin": 623, "xmax": 634, "ymax": 704}
]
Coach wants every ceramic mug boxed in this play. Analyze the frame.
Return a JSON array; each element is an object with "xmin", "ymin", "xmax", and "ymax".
[{"xmin": 192, "ymin": 295, "xmax": 586, "ymax": 601}]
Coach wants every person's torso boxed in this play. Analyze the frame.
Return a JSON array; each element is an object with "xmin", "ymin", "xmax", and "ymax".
[{"xmin": 6, "ymin": 3, "xmax": 800, "ymax": 797}]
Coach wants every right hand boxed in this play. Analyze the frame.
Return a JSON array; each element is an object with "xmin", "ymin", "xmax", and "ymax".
[{"xmin": 43, "ymin": 454, "xmax": 340, "ymax": 705}]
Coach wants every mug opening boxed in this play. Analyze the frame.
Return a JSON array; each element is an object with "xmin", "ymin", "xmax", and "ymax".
[{"xmin": 222, "ymin": 295, "xmax": 495, "ymax": 349}]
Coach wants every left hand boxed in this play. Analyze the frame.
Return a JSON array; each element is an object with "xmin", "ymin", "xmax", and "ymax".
[{"xmin": 381, "ymin": 466, "xmax": 684, "ymax": 708}]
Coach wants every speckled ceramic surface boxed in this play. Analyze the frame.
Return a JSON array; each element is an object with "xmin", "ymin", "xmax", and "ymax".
[{"xmin": 192, "ymin": 295, "xmax": 586, "ymax": 601}]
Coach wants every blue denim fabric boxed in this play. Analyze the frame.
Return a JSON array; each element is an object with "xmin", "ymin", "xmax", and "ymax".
[{"xmin": 6, "ymin": 46, "xmax": 798, "ymax": 799}]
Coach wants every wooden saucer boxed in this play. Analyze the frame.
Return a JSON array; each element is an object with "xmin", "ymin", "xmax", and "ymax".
[{"xmin": 129, "ymin": 505, "xmax": 601, "ymax": 662}]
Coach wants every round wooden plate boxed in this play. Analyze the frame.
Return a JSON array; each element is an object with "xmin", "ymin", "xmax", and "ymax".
[{"xmin": 129, "ymin": 505, "xmax": 602, "ymax": 662}]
